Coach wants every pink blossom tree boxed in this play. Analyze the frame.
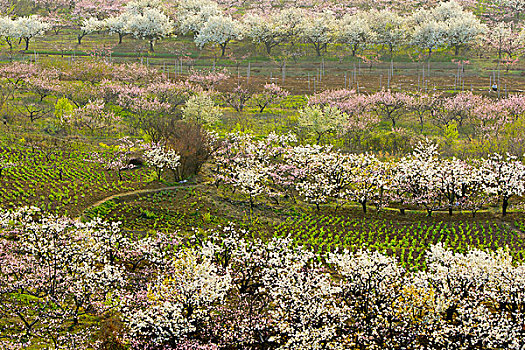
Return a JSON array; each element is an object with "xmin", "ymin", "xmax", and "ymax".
[
  {"xmin": 252, "ymin": 83, "xmax": 289, "ymax": 113},
  {"xmin": 62, "ymin": 99, "xmax": 121, "ymax": 135},
  {"xmin": 369, "ymin": 90, "xmax": 414, "ymax": 128}
]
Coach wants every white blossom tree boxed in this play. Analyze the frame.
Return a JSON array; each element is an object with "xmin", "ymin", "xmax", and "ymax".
[
  {"xmin": 393, "ymin": 140, "xmax": 442, "ymax": 216},
  {"xmin": 125, "ymin": 250, "xmax": 232, "ymax": 346},
  {"xmin": 78, "ymin": 17, "xmax": 105, "ymax": 45},
  {"xmin": 14, "ymin": 16, "xmax": 50, "ymax": 51},
  {"xmin": 411, "ymin": 20, "xmax": 446, "ymax": 57},
  {"xmin": 125, "ymin": 7, "xmax": 174, "ymax": 52},
  {"xmin": 444, "ymin": 12, "xmax": 486, "ymax": 55},
  {"xmin": 194, "ymin": 15, "xmax": 242, "ymax": 57},
  {"xmin": 144, "ymin": 143, "xmax": 181, "ymax": 180},
  {"xmin": 0, "ymin": 15, "xmax": 49, "ymax": 50},
  {"xmin": 104, "ymin": 12, "xmax": 132, "ymax": 44},
  {"xmin": 243, "ymin": 12, "xmax": 285, "ymax": 55},
  {"xmin": 298, "ymin": 10, "xmax": 336, "ymax": 56},
  {"xmin": 337, "ymin": 12, "xmax": 374, "ymax": 56},
  {"xmin": 345, "ymin": 153, "xmax": 391, "ymax": 214},
  {"xmin": 275, "ymin": 7, "xmax": 304, "ymax": 44},
  {"xmin": 368, "ymin": 9, "xmax": 407, "ymax": 57},
  {"xmin": 0, "ymin": 16, "xmax": 16, "ymax": 49},
  {"xmin": 328, "ymin": 249, "xmax": 406, "ymax": 349},
  {"xmin": 176, "ymin": 0, "xmax": 222, "ymax": 34},
  {"xmin": 485, "ymin": 22, "xmax": 524, "ymax": 59},
  {"xmin": 480, "ymin": 153, "xmax": 525, "ymax": 216}
]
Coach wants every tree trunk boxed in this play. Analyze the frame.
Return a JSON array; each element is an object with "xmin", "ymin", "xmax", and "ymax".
[
  {"xmin": 445, "ymin": 306, "xmax": 455, "ymax": 321},
  {"xmin": 390, "ymin": 114, "xmax": 396, "ymax": 127},
  {"xmin": 454, "ymin": 45, "xmax": 459, "ymax": 56},
  {"xmin": 149, "ymin": 40, "xmax": 155, "ymax": 52},
  {"xmin": 265, "ymin": 42, "xmax": 272, "ymax": 55},
  {"xmin": 361, "ymin": 200, "xmax": 367, "ymax": 214},
  {"xmin": 171, "ymin": 168, "xmax": 181, "ymax": 182},
  {"xmin": 316, "ymin": 132, "xmax": 322, "ymax": 145},
  {"xmin": 314, "ymin": 43, "xmax": 322, "ymax": 56},
  {"xmin": 118, "ymin": 33, "xmax": 123, "ymax": 44},
  {"xmin": 399, "ymin": 208, "xmax": 405, "ymax": 215},
  {"xmin": 502, "ymin": 197, "xmax": 509, "ymax": 216},
  {"xmin": 24, "ymin": 38, "xmax": 29, "ymax": 51},
  {"xmin": 220, "ymin": 43, "xmax": 227, "ymax": 57},
  {"xmin": 448, "ymin": 206, "xmax": 453, "ymax": 216}
]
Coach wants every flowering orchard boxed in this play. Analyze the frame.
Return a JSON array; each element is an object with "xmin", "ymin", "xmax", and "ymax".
[
  {"xmin": 2, "ymin": 0, "xmax": 525, "ymax": 346},
  {"xmin": 1, "ymin": 59, "xmax": 525, "ymax": 155},
  {"xmin": 2, "ymin": 0, "xmax": 523, "ymax": 60},
  {"xmin": 0, "ymin": 208, "xmax": 524, "ymax": 349},
  {"xmin": 213, "ymin": 134, "xmax": 525, "ymax": 216}
]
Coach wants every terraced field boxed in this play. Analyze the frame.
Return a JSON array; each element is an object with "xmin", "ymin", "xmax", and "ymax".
[
  {"xmin": 85, "ymin": 188, "xmax": 525, "ymax": 269},
  {"xmin": 0, "ymin": 146, "xmax": 157, "ymax": 216}
]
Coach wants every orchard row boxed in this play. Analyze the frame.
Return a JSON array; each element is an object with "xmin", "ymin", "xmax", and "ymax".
[
  {"xmin": 2, "ymin": 0, "xmax": 524, "ymax": 59},
  {"xmin": 214, "ymin": 133, "xmax": 525, "ymax": 216},
  {"xmin": 2, "ymin": 60, "xmax": 525, "ymax": 154}
]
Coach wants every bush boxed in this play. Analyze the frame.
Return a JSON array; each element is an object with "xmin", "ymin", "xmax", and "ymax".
[
  {"xmin": 166, "ymin": 121, "xmax": 213, "ymax": 181},
  {"xmin": 360, "ymin": 129, "xmax": 419, "ymax": 155},
  {"xmin": 95, "ymin": 316, "xmax": 127, "ymax": 350}
]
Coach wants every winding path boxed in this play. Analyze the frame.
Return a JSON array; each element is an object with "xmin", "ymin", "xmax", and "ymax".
[{"xmin": 78, "ymin": 183, "xmax": 197, "ymax": 220}]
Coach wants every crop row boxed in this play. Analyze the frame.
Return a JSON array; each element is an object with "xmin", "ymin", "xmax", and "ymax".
[
  {"xmin": 270, "ymin": 213, "xmax": 525, "ymax": 268},
  {"xmin": 81, "ymin": 190, "xmax": 525, "ymax": 269},
  {"xmin": 0, "ymin": 146, "xmax": 153, "ymax": 215}
]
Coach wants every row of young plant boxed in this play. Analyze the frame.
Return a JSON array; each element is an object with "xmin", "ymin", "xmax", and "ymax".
[
  {"xmin": 0, "ymin": 144, "xmax": 151, "ymax": 214},
  {"xmin": 213, "ymin": 133, "xmax": 525, "ymax": 216},
  {"xmin": 270, "ymin": 214, "xmax": 525, "ymax": 268},
  {"xmin": 72, "ymin": 184, "xmax": 525, "ymax": 268},
  {"xmin": 0, "ymin": 136, "xmax": 185, "ymax": 214},
  {"xmin": 0, "ymin": 207, "xmax": 523, "ymax": 349}
]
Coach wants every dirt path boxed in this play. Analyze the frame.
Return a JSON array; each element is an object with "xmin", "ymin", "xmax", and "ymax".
[{"xmin": 78, "ymin": 183, "xmax": 197, "ymax": 221}]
